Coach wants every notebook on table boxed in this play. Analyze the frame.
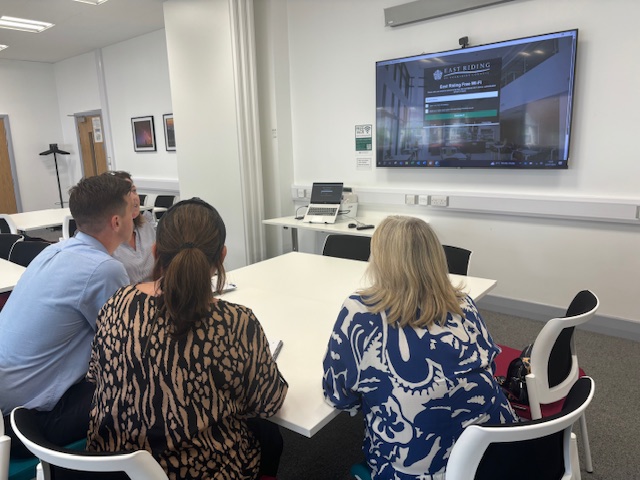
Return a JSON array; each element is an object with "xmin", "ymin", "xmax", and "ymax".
[
  {"xmin": 269, "ymin": 338, "xmax": 283, "ymax": 360},
  {"xmin": 303, "ymin": 182, "xmax": 344, "ymax": 224}
]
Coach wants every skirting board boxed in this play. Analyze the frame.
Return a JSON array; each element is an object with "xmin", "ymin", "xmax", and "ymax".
[{"xmin": 478, "ymin": 294, "xmax": 640, "ymax": 342}]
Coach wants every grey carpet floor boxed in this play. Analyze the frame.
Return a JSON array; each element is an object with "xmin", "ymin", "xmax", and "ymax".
[{"xmin": 277, "ymin": 309, "xmax": 640, "ymax": 479}]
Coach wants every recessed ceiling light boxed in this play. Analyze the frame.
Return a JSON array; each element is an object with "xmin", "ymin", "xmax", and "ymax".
[
  {"xmin": 0, "ymin": 45, "xmax": 7, "ymax": 52},
  {"xmin": 73, "ymin": 0, "xmax": 109, "ymax": 5},
  {"xmin": 0, "ymin": 16, "xmax": 54, "ymax": 33}
]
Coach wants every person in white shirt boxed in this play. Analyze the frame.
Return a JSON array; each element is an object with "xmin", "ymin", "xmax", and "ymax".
[{"xmin": 110, "ymin": 171, "xmax": 156, "ymax": 284}]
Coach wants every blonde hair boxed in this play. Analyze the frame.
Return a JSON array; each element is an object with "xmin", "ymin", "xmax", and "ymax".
[{"xmin": 360, "ymin": 216, "xmax": 465, "ymax": 328}]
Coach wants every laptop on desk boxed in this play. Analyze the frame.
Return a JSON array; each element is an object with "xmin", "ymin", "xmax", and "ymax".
[{"xmin": 303, "ymin": 182, "xmax": 344, "ymax": 224}]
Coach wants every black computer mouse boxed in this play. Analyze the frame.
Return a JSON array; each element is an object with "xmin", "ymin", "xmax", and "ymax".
[{"xmin": 348, "ymin": 223, "xmax": 357, "ymax": 228}]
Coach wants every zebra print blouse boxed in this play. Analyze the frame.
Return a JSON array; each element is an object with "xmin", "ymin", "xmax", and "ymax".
[{"xmin": 87, "ymin": 285, "xmax": 288, "ymax": 479}]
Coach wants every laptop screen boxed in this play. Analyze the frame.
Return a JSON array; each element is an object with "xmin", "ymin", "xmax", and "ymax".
[{"xmin": 310, "ymin": 183, "xmax": 343, "ymax": 204}]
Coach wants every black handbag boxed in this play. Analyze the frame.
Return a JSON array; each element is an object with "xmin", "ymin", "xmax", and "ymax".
[{"xmin": 502, "ymin": 344, "xmax": 533, "ymax": 404}]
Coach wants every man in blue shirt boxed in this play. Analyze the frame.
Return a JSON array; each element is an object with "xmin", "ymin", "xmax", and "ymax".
[{"xmin": 0, "ymin": 173, "xmax": 134, "ymax": 456}]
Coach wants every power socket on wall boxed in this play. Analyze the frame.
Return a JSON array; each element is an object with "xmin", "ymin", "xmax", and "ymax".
[
  {"xmin": 405, "ymin": 194, "xmax": 418, "ymax": 205},
  {"xmin": 430, "ymin": 195, "xmax": 449, "ymax": 207}
]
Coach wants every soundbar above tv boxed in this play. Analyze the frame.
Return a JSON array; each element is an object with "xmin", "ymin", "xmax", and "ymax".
[{"xmin": 375, "ymin": 29, "xmax": 579, "ymax": 169}]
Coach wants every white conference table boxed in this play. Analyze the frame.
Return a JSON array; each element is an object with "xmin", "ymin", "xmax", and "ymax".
[
  {"xmin": 220, "ymin": 251, "xmax": 497, "ymax": 437},
  {"xmin": 264, "ymin": 213, "xmax": 395, "ymax": 251},
  {"xmin": 8, "ymin": 208, "xmax": 71, "ymax": 232},
  {"xmin": 7, "ymin": 206, "xmax": 155, "ymax": 234},
  {"xmin": 0, "ymin": 258, "xmax": 26, "ymax": 293}
]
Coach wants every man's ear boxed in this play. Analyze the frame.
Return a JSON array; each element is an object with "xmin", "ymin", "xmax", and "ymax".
[
  {"xmin": 221, "ymin": 245, "xmax": 227, "ymax": 263},
  {"xmin": 110, "ymin": 214, "xmax": 120, "ymax": 232}
]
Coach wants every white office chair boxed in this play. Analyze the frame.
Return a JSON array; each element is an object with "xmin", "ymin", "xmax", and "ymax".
[
  {"xmin": 350, "ymin": 378, "xmax": 594, "ymax": 480},
  {"xmin": 496, "ymin": 290, "xmax": 599, "ymax": 474},
  {"xmin": 10, "ymin": 407, "xmax": 168, "ymax": 480},
  {"xmin": 446, "ymin": 377, "xmax": 595, "ymax": 480},
  {"xmin": 0, "ymin": 215, "xmax": 18, "ymax": 235},
  {"xmin": 61, "ymin": 215, "xmax": 76, "ymax": 240},
  {"xmin": 0, "ymin": 410, "xmax": 10, "ymax": 480}
]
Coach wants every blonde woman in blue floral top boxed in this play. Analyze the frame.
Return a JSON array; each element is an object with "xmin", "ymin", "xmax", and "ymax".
[{"xmin": 323, "ymin": 216, "xmax": 517, "ymax": 480}]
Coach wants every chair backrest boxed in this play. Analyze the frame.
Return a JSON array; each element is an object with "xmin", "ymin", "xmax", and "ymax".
[
  {"xmin": 8, "ymin": 241, "xmax": 50, "ymax": 267},
  {"xmin": 526, "ymin": 290, "xmax": 599, "ymax": 419},
  {"xmin": 442, "ymin": 245, "xmax": 472, "ymax": 276},
  {"xmin": 0, "ymin": 215, "xmax": 18, "ymax": 235},
  {"xmin": 154, "ymin": 195, "xmax": 175, "ymax": 208},
  {"xmin": 0, "ymin": 408, "xmax": 10, "ymax": 480},
  {"xmin": 153, "ymin": 195, "xmax": 175, "ymax": 221},
  {"xmin": 138, "ymin": 194, "xmax": 147, "ymax": 206},
  {"xmin": 446, "ymin": 376, "xmax": 595, "ymax": 480},
  {"xmin": 0, "ymin": 234, "xmax": 23, "ymax": 260},
  {"xmin": 62, "ymin": 215, "xmax": 77, "ymax": 240},
  {"xmin": 322, "ymin": 234, "xmax": 371, "ymax": 261},
  {"xmin": 10, "ymin": 408, "xmax": 168, "ymax": 480}
]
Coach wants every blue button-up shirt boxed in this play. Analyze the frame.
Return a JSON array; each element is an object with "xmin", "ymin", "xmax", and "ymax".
[{"xmin": 0, "ymin": 232, "xmax": 129, "ymax": 413}]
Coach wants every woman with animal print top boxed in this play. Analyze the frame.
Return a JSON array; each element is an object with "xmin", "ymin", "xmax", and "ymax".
[{"xmin": 87, "ymin": 198, "xmax": 288, "ymax": 480}]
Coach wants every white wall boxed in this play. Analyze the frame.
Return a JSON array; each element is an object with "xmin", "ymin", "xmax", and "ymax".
[
  {"xmin": 163, "ymin": 0, "xmax": 248, "ymax": 269},
  {"xmin": 102, "ymin": 29, "xmax": 177, "ymax": 182},
  {"xmin": 54, "ymin": 51, "xmax": 102, "ymax": 195},
  {"xmin": 255, "ymin": 0, "xmax": 640, "ymax": 326},
  {"xmin": 283, "ymin": 0, "xmax": 640, "ymax": 196},
  {"xmin": 11, "ymin": 29, "xmax": 179, "ymax": 212},
  {"xmin": 254, "ymin": 0, "xmax": 296, "ymax": 257},
  {"xmin": 0, "ymin": 60, "xmax": 66, "ymax": 210}
]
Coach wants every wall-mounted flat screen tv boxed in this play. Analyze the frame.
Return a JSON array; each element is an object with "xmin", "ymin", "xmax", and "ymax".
[{"xmin": 376, "ymin": 29, "xmax": 578, "ymax": 169}]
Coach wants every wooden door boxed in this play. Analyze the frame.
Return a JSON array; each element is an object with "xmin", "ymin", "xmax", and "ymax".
[
  {"xmin": 0, "ymin": 118, "xmax": 18, "ymax": 213},
  {"xmin": 77, "ymin": 114, "xmax": 107, "ymax": 177}
]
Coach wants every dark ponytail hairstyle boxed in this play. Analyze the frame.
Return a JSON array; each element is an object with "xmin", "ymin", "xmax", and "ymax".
[{"xmin": 152, "ymin": 198, "xmax": 226, "ymax": 336}]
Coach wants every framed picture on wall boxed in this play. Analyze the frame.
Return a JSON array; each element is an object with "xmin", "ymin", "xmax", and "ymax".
[
  {"xmin": 131, "ymin": 116, "xmax": 156, "ymax": 152},
  {"xmin": 163, "ymin": 113, "xmax": 176, "ymax": 151}
]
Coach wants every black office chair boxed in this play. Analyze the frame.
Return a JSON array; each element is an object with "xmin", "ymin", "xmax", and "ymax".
[
  {"xmin": 0, "ymin": 233, "xmax": 23, "ymax": 260},
  {"xmin": 9, "ymin": 241, "xmax": 50, "ymax": 267},
  {"xmin": 153, "ymin": 195, "xmax": 176, "ymax": 221},
  {"xmin": 442, "ymin": 245, "xmax": 472, "ymax": 275},
  {"xmin": 138, "ymin": 194, "xmax": 147, "ymax": 206},
  {"xmin": 322, "ymin": 234, "xmax": 371, "ymax": 261}
]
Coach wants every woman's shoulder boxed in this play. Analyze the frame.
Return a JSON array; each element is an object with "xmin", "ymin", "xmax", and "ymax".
[
  {"xmin": 212, "ymin": 299, "xmax": 257, "ymax": 323},
  {"xmin": 336, "ymin": 294, "xmax": 381, "ymax": 326},
  {"xmin": 342, "ymin": 293, "xmax": 377, "ymax": 313},
  {"xmin": 458, "ymin": 294, "xmax": 480, "ymax": 316},
  {"xmin": 99, "ymin": 285, "xmax": 150, "ymax": 326},
  {"xmin": 108, "ymin": 284, "xmax": 138, "ymax": 302},
  {"xmin": 104, "ymin": 284, "xmax": 151, "ymax": 309}
]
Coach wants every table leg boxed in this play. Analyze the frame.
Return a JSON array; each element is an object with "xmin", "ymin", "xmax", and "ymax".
[{"xmin": 284, "ymin": 227, "xmax": 298, "ymax": 252}]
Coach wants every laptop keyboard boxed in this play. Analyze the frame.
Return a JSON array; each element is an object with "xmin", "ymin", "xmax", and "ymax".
[{"xmin": 307, "ymin": 207, "xmax": 338, "ymax": 216}]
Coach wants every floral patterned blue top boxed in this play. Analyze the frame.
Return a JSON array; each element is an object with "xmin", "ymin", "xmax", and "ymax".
[{"xmin": 322, "ymin": 294, "xmax": 518, "ymax": 480}]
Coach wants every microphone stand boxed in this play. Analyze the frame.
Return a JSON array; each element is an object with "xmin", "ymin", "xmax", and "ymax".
[{"xmin": 39, "ymin": 143, "xmax": 70, "ymax": 208}]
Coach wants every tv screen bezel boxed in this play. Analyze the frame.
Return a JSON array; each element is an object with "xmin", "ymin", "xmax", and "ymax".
[{"xmin": 375, "ymin": 29, "xmax": 579, "ymax": 170}]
